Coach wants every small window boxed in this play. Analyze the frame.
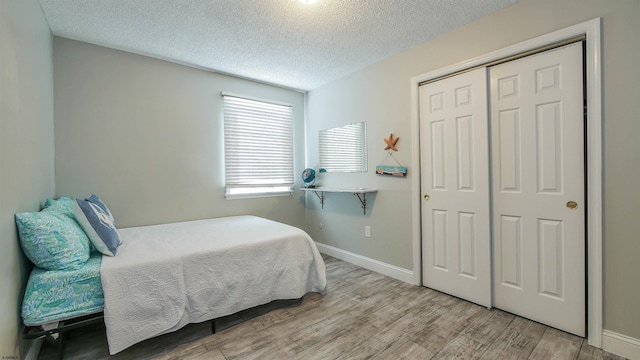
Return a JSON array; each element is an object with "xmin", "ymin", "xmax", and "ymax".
[
  {"xmin": 319, "ymin": 121, "xmax": 368, "ymax": 172},
  {"xmin": 222, "ymin": 93, "xmax": 294, "ymax": 198}
]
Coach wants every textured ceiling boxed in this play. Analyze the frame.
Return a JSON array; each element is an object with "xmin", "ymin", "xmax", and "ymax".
[{"xmin": 38, "ymin": 0, "xmax": 520, "ymax": 90}]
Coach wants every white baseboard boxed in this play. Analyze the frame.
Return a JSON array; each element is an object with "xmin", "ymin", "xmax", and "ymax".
[
  {"xmin": 315, "ymin": 242, "xmax": 415, "ymax": 284},
  {"xmin": 603, "ymin": 330, "xmax": 640, "ymax": 360}
]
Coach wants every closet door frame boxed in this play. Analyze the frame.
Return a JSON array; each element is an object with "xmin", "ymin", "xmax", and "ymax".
[{"xmin": 410, "ymin": 18, "xmax": 603, "ymax": 347}]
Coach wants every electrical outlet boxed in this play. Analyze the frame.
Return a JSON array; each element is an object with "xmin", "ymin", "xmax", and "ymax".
[
  {"xmin": 364, "ymin": 226, "xmax": 371, "ymax": 238},
  {"xmin": 319, "ymin": 222, "xmax": 323, "ymax": 229}
]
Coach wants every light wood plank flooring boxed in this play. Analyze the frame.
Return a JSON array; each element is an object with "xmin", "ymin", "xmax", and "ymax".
[{"xmin": 38, "ymin": 255, "xmax": 625, "ymax": 360}]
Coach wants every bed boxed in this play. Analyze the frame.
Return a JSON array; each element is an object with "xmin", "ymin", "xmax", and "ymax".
[
  {"xmin": 20, "ymin": 203, "xmax": 326, "ymax": 356},
  {"xmin": 101, "ymin": 215, "xmax": 326, "ymax": 353}
]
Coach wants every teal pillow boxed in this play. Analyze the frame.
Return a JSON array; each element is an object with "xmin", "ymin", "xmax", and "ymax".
[
  {"xmin": 16, "ymin": 210, "xmax": 91, "ymax": 271},
  {"xmin": 43, "ymin": 196, "xmax": 76, "ymax": 219},
  {"xmin": 44, "ymin": 196, "xmax": 100, "ymax": 251}
]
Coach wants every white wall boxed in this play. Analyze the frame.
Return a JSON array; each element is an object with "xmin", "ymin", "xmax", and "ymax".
[
  {"xmin": 305, "ymin": 65, "xmax": 414, "ymax": 270},
  {"xmin": 53, "ymin": 38, "xmax": 307, "ymax": 229},
  {"xmin": 5, "ymin": 0, "xmax": 639, "ymax": 352},
  {"xmin": 305, "ymin": 0, "xmax": 640, "ymax": 341},
  {"xmin": 0, "ymin": 0, "xmax": 55, "ymax": 356}
]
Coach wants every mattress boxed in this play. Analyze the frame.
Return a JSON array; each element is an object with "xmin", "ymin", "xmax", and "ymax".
[{"xmin": 22, "ymin": 251, "xmax": 104, "ymax": 326}]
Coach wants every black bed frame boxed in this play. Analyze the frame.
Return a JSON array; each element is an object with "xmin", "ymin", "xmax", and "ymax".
[
  {"xmin": 23, "ymin": 312, "xmax": 105, "ymax": 360},
  {"xmin": 23, "ymin": 297, "xmax": 304, "ymax": 359}
]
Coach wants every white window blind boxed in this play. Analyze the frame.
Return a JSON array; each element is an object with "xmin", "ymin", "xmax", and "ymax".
[
  {"xmin": 319, "ymin": 121, "xmax": 368, "ymax": 172},
  {"xmin": 223, "ymin": 94, "xmax": 294, "ymax": 198}
]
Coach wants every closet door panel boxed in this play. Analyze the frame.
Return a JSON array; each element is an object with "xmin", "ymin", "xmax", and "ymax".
[
  {"xmin": 456, "ymin": 115, "xmax": 475, "ymax": 190},
  {"xmin": 536, "ymin": 102, "xmax": 563, "ymax": 193},
  {"xmin": 490, "ymin": 42, "xmax": 585, "ymax": 336},
  {"xmin": 499, "ymin": 215, "xmax": 523, "ymax": 288},
  {"xmin": 458, "ymin": 211, "xmax": 477, "ymax": 278},
  {"xmin": 419, "ymin": 68, "xmax": 491, "ymax": 308},
  {"xmin": 497, "ymin": 109, "xmax": 522, "ymax": 192},
  {"xmin": 430, "ymin": 120, "xmax": 447, "ymax": 190}
]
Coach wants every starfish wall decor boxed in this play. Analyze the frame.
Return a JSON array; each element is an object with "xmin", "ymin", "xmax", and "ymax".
[{"xmin": 384, "ymin": 133, "xmax": 399, "ymax": 151}]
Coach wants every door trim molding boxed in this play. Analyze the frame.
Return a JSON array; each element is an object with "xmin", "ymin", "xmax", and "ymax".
[{"xmin": 410, "ymin": 18, "xmax": 603, "ymax": 347}]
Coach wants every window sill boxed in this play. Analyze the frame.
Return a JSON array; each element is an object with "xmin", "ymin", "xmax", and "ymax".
[{"xmin": 225, "ymin": 190, "xmax": 293, "ymax": 200}]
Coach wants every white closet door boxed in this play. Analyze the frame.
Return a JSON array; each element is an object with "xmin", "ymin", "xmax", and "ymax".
[
  {"xmin": 490, "ymin": 43, "xmax": 585, "ymax": 336},
  {"xmin": 419, "ymin": 68, "xmax": 492, "ymax": 308}
]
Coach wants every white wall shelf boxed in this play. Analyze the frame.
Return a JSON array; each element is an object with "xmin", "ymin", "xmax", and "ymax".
[{"xmin": 301, "ymin": 187, "xmax": 378, "ymax": 215}]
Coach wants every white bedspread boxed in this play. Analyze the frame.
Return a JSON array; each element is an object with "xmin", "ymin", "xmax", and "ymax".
[{"xmin": 100, "ymin": 215, "xmax": 326, "ymax": 354}]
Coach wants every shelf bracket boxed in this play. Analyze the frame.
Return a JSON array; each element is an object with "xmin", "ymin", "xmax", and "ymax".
[
  {"xmin": 311, "ymin": 190, "xmax": 325, "ymax": 209},
  {"xmin": 353, "ymin": 192, "xmax": 367, "ymax": 215}
]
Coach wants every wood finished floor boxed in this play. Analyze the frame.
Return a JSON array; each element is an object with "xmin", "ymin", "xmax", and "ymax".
[{"xmin": 38, "ymin": 255, "xmax": 625, "ymax": 360}]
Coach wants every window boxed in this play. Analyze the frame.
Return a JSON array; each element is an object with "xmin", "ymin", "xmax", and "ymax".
[
  {"xmin": 222, "ymin": 93, "xmax": 294, "ymax": 198},
  {"xmin": 319, "ymin": 121, "xmax": 368, "ymax": 172}
]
